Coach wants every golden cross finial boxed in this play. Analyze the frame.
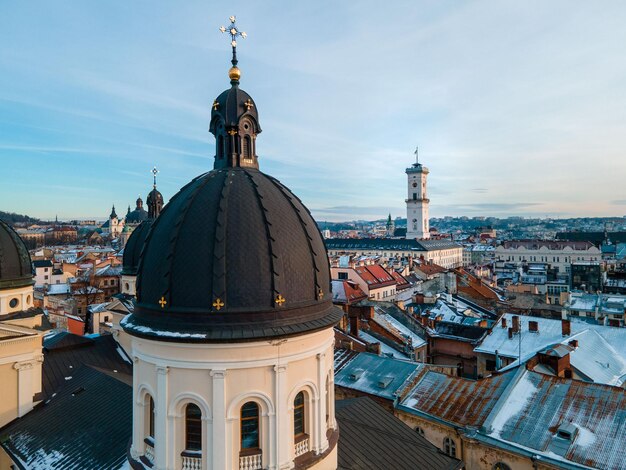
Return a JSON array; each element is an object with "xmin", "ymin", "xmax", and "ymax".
[
  {"xmin": 318, "ymin": 289, "xmax": 324, "ymax": 300},
  {"xmin": 152, "ymin": 166, "xmax": 159, "ymax": 188},
  {"xmin": 158, "ymin": 296, "xmax": 167, "ymax": 308},
  {"xmin": 212, "ymin": 99, "xmax": 219, "ymax": 111},
  {"xmin": 244, "ymin": 98, "xmax": 254, "ymax": 111},
  {"xmin": 212, "ymin": 298, "xmax": 225, "ymax": 311},
  {"xmin": 275, "ymin": 294, "xmax": 286, "ymax": 306},
  {"xmin": 227, "ymin": 129, "xmax": 237, "ymax": 136}
]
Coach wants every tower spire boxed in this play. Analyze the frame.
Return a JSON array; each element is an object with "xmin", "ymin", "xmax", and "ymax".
[
  {"xmin": 219, "ymin": 16, "xmax": 247, "ymax": 84},
  {"xmin": 414, "ymin": 146, "xmax": 419, "ymax": 165},
  {"xmin": 152, "ymin": 166, "xmax": 159, "ymax": 189}
]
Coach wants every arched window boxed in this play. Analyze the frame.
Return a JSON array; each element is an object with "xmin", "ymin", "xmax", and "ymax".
[
  {"xmin": 185, "ymin": 403, "xmax": 202, "ymax": 451},
  {"xmin": 148, "ymin": 396, "xmax": 155, "ymax": 438},
  {"xmin": 415, "ymin": 426, "xmax": 425, "ymax": 437},
  {"xmin": 294, "ymin": 392, "xmax": 305, "ymax": 436},
  {"xmin": 241, "ymin": 402, "xmax": 260, "ymax": 449},
  {"xmin": 217, "ymin": 136, "xmax": 224, "ymax": 159},
  {"xmin": 443, "ymin": 437, "xmax": 456, "ymax": 457},
  {"xmin": 492, "ymin": 463, "xmax": 511, "ymax": 470},
  {"xmin": 243, "ymin": 136, "xmax": 252, "ymax": 160}
]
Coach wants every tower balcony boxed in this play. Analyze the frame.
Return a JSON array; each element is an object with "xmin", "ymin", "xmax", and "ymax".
[
  {"xmin": 239, "ymin": 449, "xmax": 262, "ymax": 470},
  {"xmin": 405, "ymin": 198, "xmax": 430, "ymax": 204},
  {"xmin": 181, "ymin": 450, "xmax": 202, "ymax": 470}
]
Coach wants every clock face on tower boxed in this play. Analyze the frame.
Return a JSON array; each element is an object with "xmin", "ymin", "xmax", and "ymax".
[{"xmin": 412, "ymin": 182, "xmax": 417, "ymax": 187}]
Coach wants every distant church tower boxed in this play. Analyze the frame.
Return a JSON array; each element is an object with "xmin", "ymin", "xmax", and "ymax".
[{"xmin": 405, "ymin": 147, "xmax": 430, "ymax": 240}]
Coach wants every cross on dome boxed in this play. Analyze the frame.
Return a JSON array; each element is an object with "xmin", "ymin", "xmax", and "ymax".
[
  {"xmin": 151, "ymin": 166, "xmax": 159, "ymax": 188},
  {"xmin": 219, "ymin": 15, "xmax": 247, "ymax": 83}
]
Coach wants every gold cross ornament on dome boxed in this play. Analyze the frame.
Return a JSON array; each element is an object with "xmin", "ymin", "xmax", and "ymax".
[
  {"xmin": 212, "ymin": 100, "xmax": 219, "ymax": 111},
  {"xmin": 212, "ymin": 298, "xmax": 225, "ymax": 311},
  {"xmin": 244, "ymin": 98, "xmax": 254, "ymax": 111},
  {"xmin": 318, "ymin": 289, "xmax": 324, "ymax": 300},
  {"xmin": 275, "ymin": 294, "xmax": 286, "ymax": 306},
  {"xmin": 227, "ymin": 129, "xmax": 237, "ymax": 136},
  {"xmin": 158, "ymin": 296, "xmax": 167, "ymax": 308}
]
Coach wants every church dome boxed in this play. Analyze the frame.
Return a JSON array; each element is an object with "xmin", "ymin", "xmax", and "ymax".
[
  {"xmin": 121, "ymin": 220, "xmax": 153, "ymax": 276},
  {"xmin": 0, "ymin": 219, "xmax": 34, "ymax": 290},
  {"xmin": 126, "ymin": 197, "xmax": 148, "ymax": 224},
  {"xmin": 123, "ymin": 167, "xmax": 341, "ymax": 342}
]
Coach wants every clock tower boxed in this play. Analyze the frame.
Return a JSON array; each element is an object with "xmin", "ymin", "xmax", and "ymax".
[{"xmin": 405, "ymin": 148, "xmax": 430, "ymax": 240}]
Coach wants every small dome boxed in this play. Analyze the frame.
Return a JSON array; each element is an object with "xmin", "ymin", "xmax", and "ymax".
[
  {"xmin": 126, "ymin": 207, "xmax": 148, "ymax": 224},
  {"xmin": 122, "ymin": 220, "xmax": 153, "ymax": 276},
  {"xmin": 0, "ymin": 219, "xmax": 34, "ymax": 290},
  {"xmin": 210, "ymin": 85, "xmax": 260, "ymax": 133},
  {"xmin": 147, "ymin": 188, "xmax": 163, "ymax": 205},
  {"xmin": 123, "ymin": 168, "xmax": 341, "ymax": 342}
]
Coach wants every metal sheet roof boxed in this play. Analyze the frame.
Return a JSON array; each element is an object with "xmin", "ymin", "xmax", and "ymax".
[
  {"xmin": 335, "ymin": 352, "xmax": 422, "ymax": 401},
  {"xmin": 483, "ymin": 369, "xmax": 626, "ymax": 470},
  {"xmin": 399, "ymin": 369, "xmax": 518, "ymax": 427},
  {"xmin": 0, "ymin": 367, "xmax": 131, "ymax": 470}
]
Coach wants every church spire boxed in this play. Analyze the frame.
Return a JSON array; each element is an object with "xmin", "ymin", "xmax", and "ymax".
[
  {"xmin": 147, "ymin": 166, "xmax": 163, "ymax": 219},
  {"xmin": 210, "ymin": 16, "xmax": 261, "ymax": 171},
  {"xmin": 110, "ymin": 204, "xmax": 118, "ymax": 219}
]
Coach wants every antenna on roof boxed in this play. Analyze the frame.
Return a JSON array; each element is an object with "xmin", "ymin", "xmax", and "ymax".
[{"xmin": 414, "ymin": 146, "xmax": 419, "ymax": 164}]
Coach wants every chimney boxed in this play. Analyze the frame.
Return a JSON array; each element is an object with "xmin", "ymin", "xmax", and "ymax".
[
  {"xmin": 568, "ymin": 339, "xmax": 578, "ymax": 348},
  {"xmin": 349, "ymin": 315, "xmax": 359, "ymax": 337},
  {"xmin": 512, "ymin": 315, "xmax": 520, "ymax": 333},
  {"xmin": 562, "ymin": 319, "xmax": 571, "ymax": 337},
  {"xmin": 502, "ymin": 317, "xmax": 507, "ymax": 329},
  {"xmin": 529, "ymin": 321, "xmax": 538, "ymax": 333},
  {"xmin": 508, "ymin": 327, "xmax": 513, "ymax": 339}
]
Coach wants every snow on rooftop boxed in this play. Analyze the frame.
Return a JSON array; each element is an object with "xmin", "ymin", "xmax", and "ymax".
[
  {"xmin": 488, "ymin": 371, "xmax": 537, "ymax": 439},
  {"xmin": 358, "ymin": 330, "xmax": 410, "ymax": 360},
  {"xmin": 374, "ymin": 313, "xmax": 427, "ymax": 348}
]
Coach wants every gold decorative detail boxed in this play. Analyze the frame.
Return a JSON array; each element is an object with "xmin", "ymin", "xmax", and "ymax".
[
  {"xmin": 227, "ymin": 129, "xmax": 238, "ymax": 136},
  {"xmin": 212, "ymin": 100, "xmax": 219, "ymax": 111},
  {"xmin": 244, "ymin": 98, "xmax": 254, "ymax": 111},
  {"xmin": 275, "ymin": 294, "xmax": 286, "ymax": 306},
  {"xmin": 228, "ymin": 66, "xmax": 241, "ymax": 81},
  {"xmin": 158, "ymin": 296, "xmax": 167, "ymax": 308},
  {"xmin": 318, "ymin": 289, "xmax": 324, "ymax": 300},
  {"xmin": 212, "ymin": 298, "xmax": 225, "ymax": 311}
]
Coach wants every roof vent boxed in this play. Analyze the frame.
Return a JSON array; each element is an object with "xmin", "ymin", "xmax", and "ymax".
[
  {"xmin": 349, "ymin": 369, "xmax": 364, "ymax": 381},
  {"xmin": 377, "ymin": 376, "xmax": 393, "ymax": 389},
  {"xmin": 556, "ymin": 423, "xmax": 577, "ymax": 441},
  {"xmin": 71, "ymin": 387, "xmax": 86, "ymax": 397}
]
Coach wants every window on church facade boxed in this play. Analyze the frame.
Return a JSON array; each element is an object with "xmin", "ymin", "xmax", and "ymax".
[
  {"xmin": 443, "ymin": 437, "xmax": 456, "ymax": 457},
  {"xmin": 241, "ymin": 402, "xmax": 260, "ymax": 449},
  {"xmin": 149, "ymin": 396, "xmax": 155, "ymax": 438},
  {"xmin": 294, "ymin": 392, "xmax": 305, "ymax": 436},
  {"xmin": 185, "ymin": 403, "xmax": 202, "ymax": 451},
  {"xmin": 243, "ymin": 136, "xmax": 252, "ymax": 159}
]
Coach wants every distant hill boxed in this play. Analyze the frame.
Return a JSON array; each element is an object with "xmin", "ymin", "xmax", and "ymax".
[{"xmin": 0, "ymin": 210, "xmax": 45, "ymax": 226}]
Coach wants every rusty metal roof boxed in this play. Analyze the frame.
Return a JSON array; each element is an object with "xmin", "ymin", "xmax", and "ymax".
[
  {"xmin": 398, "ymin": 368, "xmax": 518, "ymax": 427},
  {"xmin": 483, "ymin": 369, "xmax": 626, "ymax": 470}
]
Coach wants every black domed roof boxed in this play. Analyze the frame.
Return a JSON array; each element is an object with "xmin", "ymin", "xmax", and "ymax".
[
  {"xmin": 122, "ymin": 168, "xmax": 341, "ymax": 342},
  {"xmin": 147, "ymin": 188, "xmax": 163, "ymax": 205},
  {"xmin": 121, "ymin": 220, "xmax": 153, "ymax": 276},
  {"xmin": 0, "ymin": 219, "xmax": 34, "ymax": 290},
  {"xmin": 210, "ymin": 85, "xmax": 260, "ymax": 133}
]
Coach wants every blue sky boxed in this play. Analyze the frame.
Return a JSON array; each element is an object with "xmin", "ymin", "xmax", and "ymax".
[{"xmin": 2, "ymin": 1, "xmax": 626, "ymax": 222}]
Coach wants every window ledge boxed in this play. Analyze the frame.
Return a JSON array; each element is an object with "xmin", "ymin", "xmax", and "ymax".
[
  {"xmin": 181, "ymin": 449, "xmax": 202, "ymax": 457},
  {"xmin": 239, "ymin": 448, "xmax": 262, "ymax": 457},
  {"xmin": 295, "ymin": 433, "xmax": 309, "ymax": 444}
]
